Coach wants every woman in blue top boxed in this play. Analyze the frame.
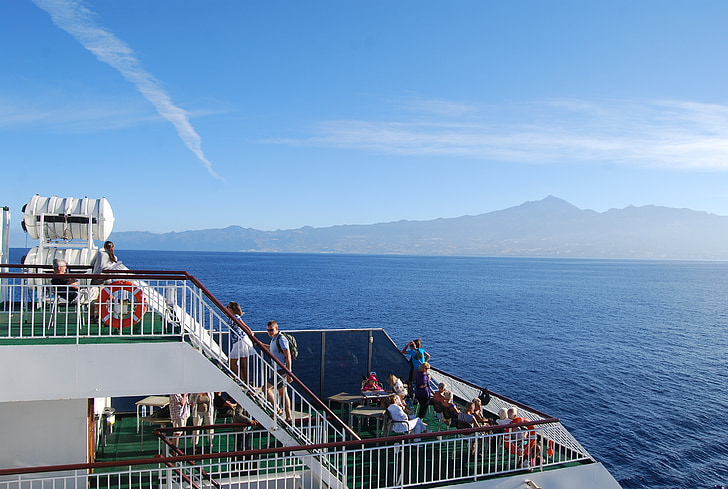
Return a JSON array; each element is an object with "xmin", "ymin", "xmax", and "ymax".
[{"xmin": 402, "ymin": 339, "xmax": 431, "ymax": 381}]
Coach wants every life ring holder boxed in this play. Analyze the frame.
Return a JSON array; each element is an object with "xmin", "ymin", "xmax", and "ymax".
[{"xmin": 99, "ymin": 280, "xmax": 147, "ymax": 329}]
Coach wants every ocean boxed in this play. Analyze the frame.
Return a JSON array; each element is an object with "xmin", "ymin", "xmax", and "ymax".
[{"xmin": 12, "ymin": 249, "xmax": 728, "ymax": 488}]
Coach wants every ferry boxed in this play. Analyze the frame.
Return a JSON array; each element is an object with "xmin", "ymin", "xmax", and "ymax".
[{"xmin": 0, "ymin": 196, "xmax": 622, "ymax": 489}]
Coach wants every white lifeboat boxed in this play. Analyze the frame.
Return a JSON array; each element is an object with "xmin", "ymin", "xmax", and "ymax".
[{"xmin": 22, "ymin": 195, "xmax": 115, "ymax": 242}]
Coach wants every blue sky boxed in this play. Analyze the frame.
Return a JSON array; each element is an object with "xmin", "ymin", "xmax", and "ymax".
[{"xmin": 3, "ymin": 1, "xmax": 728, "ymax": 240}]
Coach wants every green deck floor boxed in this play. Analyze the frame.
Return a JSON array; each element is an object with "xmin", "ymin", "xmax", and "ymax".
[
  {"xmin": 95, "ymin": 403, "xmax": 584, "ymax": 480},
  {"xmin": 0, "ymin": 306, "xmax": 178, "ymax": 345}
]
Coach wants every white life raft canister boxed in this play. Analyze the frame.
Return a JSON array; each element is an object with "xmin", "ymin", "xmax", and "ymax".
[{"xmin": 22, "ymin": 195, "xmax": 114, "ymax": 241}]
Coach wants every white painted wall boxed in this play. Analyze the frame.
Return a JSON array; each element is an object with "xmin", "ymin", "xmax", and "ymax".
[
  {"xmin": 0, "ymin": 398, "xmax": 87, "ymax": 468},
  {"xmin": 0, "ymin": 341, "xmax": 292, "ymax": 469},
  {"xmin": 0, "ymin": 342, "xmax": 235, "ymax": 402}
]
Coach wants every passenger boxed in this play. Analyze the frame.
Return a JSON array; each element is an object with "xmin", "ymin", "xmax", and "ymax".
[
  {"xmin": 505, "ymin": 406, "xmax": 536, "ymax": 467},
  {"xmin": 213, "ymin": 392, "xmax": 237, "ymax": 418},
  {"xmin": 457, "ymin": 401, "xmax": 482, "ymax": 428},
  {"xmin": 401, "ymin": 339, "xmax": 431, "ymax": 381},
  {"xmin": 496, "ymin": 407, "xmax": 511, "ymax": 426},
  {"xmin": 90, "ymin": 240, "xmax": 121, "ymax": 284},
  {"xmin": 362, "ymin": 373, "xmax": 384, "ymax": 392},
  {"xmin": 383, "ymin": 375, "xmax": 413, "ymax": 413},
  {"xmin": 414, "ymin": 362, "xmax": 433, "ymax": 419},
  {"xmin": 442, "ymin": 390, "xmax": 460, "ymax": 427},
  {"xmin": 232, "ymin": 408, "xmax": 261, "ymax": 455},
  {"xmin": 265, "ymin": 320, "xmax": 293, "ymax": 424},
  {"xmin": 386, "ymin": 394, "xmax": 427, "ymax": 435},
  {"xmin": 386, "ymin": 373, "xmax": 408, "ymax": 399},
  {"xmin": 226, "ymin": 301, "xmax": 254, "ymax": 383},
  {"xmin": 432, "ymin": 382, "xmax": 448, "ymax": 412},
  {"xmin": 51, "ymin": 259, "xmax": 79, "ymax": 303},
  {"xmin": 190, "ymin": 392, "xmax": 214, "ymax": 452},
  {"xmin": 456, "ymin": 401, "xmax": 483, "ymax": 455},
  {"xmin": 169, "ymin": 393, "xmax": 190, "ymax": 447},
  {"xmin": 471, "ymin": 397, "xmax": 489, "ymax": 426}
]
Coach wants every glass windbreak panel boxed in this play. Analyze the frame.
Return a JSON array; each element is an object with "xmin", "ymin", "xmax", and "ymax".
[
  {"xmin": 254, "ymin": 329, "xmax": 410, "ymax": 401},
  {"xmin": 371, "ymin": 329, "xmax": 412, "ymax": 386},
  {"xmin": 321, "ymin": 329, "xmax": 371, "ymax": 399},
  {"xmin": 298, "ymin": 331, "xmax": 323, "ymax": 397}
]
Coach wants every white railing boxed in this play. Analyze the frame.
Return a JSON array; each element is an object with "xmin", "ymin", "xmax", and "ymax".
[
  {"xmin": 0, "ymin": 269, "xmax": 352, "ymax": 448},
  {"xmin": 0, "ymin": 421, "xmax": 593, "ymax": 489},
  {"xmin": 0, "ymin": 270, "xmax": 187, "ymax": 340},
  {"xmin": 429, "ymin": 367, "xmax": 591, "ymax": 458}
]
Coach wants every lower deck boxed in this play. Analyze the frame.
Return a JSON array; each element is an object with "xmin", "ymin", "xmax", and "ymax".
[{"xmin": 94, "ymin": 404, "xmax": 592, "ymax": 482}]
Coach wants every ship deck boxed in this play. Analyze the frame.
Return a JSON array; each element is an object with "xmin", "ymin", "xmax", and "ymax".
[
  {"xmin": 0, "ymin": 269, "xmax": 620, "ymax": 489},
  {"xmin": 93, "ymin": 405, "xmax": 591, "ymax": 485}
]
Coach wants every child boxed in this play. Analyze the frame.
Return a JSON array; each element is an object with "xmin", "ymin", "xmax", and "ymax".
[{"xmin": 362, "ymin": 374, "xmax": 384, "ymax": 392}]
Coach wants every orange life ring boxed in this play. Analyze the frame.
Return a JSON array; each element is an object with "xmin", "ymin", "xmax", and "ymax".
[{"xmin": 99, "ymin": 280, "xmax": 147, "ymax": 329}]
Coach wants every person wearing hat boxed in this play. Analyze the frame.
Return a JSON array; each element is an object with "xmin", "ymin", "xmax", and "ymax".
[{"xmin": 362, "ymin": 373, "xmax": 384, "ymax": 392}]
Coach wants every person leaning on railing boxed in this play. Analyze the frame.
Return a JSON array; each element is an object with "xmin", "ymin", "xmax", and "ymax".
[
  {"xmin": 90, "ymin": 240, "xmax": 119, "ymax": 284},
  {"xmin": 401, "ymin": 339, "xmax": 431, "ymax": 381}
]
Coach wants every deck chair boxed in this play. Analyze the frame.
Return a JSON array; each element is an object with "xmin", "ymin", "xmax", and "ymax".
[
  {"xmin": 432, "ymin": 402, "xmax": 446, "ymax": 430},
  {"xmin": 383, "ymin": 409, "xmax": 414, "ymax": 437},
  {"xmin": 48, "ymin": 288, "xmax": 81, "ymax": 331},
  {"xmin": 48, "ymin": 282, "xmax": 95, "ymax": 331}
]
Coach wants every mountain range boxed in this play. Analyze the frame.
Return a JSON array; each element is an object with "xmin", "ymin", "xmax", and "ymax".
[{"xmin": 103, "ymin": 196, "xmax": 728, "ymax": 259}]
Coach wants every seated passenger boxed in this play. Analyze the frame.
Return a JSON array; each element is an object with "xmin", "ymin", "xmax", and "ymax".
[
  {"xmin": 386, "ymin": 394, "xmax": 427, "ymax": 435},
  {"xmin": 213, "ymin": 392, "xmax": 238, "ymax": 418},
  {"xmin": 441, "ymin": 390, "xmax": 460, "ymax": 427},
  {"xmin": 471, "ymin": 397, "xmax": 489, "ymax": 425},
  {"xmin": 495, "ymin": 408, "xmax": 511, "ymax": 427},
  {"xmin": 386, "ymin": 373, "xmax": 408, "ymax": 398},
  {"xmin": 505, "ymin": 406, "xmax": 536, "ymax": 465},
  {"xmin": 431, "ymin": 382, "xmax": 448, "ymax": 412},
  {"xmin": 362, "ymin": 373, "xmax": 384, "ymax": 392},
  {"xmin": 456, "ymin": 401, "xmax": 482, "ymax": 428},
  {"xmin": 51, "ymin": 259, "xmax": 79, "ymax": 303}
]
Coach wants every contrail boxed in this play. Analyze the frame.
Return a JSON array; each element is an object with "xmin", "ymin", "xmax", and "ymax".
[{"xmin": 32, "ymin": 0, "xmax": 221, "ymax": 179}]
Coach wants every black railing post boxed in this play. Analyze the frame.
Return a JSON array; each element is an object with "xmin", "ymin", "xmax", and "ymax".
[{"xmin": 320, "ymin": 331, "xmax": 326, "ymax": 400}]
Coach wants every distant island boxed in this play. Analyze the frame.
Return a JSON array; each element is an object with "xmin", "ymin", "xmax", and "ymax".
[{"xmin": 14, "ymin": 196, "xmax": 728, "ymax": 260}]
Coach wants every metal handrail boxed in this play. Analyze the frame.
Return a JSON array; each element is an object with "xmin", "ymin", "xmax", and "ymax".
[
  {"xmin": 430, "ymin": 365, "xmax": 554, "ymax": 420},
  {"xmin": 186, "ymin": 272, "xmax": 357, "ymax": 439},
  {"xmin": 0, "ymin": 269, "xmax": 356, "ymax": 441},
  {"xmin": 0, "ymin": 418, "xmax": 591, "ymax": 489}
]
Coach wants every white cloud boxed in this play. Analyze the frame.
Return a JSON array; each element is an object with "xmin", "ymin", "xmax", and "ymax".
[
  {"xmin": 32, "ymin": 0, "xmax": 220, "ymax": 179},
  {"xmin": 0, "ymin": 96, "xmax": 156, "ymax": 132},
  {"xmin": 271, "ymin": 98, "xmax": 728, "ymax": 171}
]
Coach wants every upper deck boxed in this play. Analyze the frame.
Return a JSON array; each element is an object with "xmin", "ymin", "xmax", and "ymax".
[{"xmin": 0, "ymin": 265, "xmax": 622, "ymax": 489}]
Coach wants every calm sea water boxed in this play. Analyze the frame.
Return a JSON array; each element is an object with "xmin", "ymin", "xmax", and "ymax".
[{"xmin": 13, "ymin": 249, "xmax": 727, "ymax": 488}]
